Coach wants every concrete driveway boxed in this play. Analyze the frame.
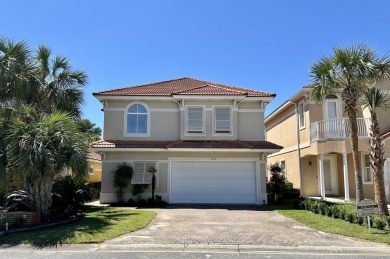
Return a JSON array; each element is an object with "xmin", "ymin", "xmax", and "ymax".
[{"xmin": 105, "ymin": 205, "xmax": 387, "ymax": 248}]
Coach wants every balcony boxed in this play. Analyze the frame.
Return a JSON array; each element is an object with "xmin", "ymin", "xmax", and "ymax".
[{"xmin": 310, "ymin": 118, "xmax": 370, "ymax": 142}]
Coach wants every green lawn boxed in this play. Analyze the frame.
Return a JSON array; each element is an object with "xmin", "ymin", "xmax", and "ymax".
[
  {"xmin": 269, "ymin": 203, "xmax": 390, "ymax": 244},
  {"xmin": 0, "ymin": 206, "xmax": 156, "ymax": 246}
]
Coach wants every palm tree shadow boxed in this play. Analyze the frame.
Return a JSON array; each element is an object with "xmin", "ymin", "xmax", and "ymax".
[{"xmin": 0, "ymin": 206, "xmax": 138, "ymax": 248}]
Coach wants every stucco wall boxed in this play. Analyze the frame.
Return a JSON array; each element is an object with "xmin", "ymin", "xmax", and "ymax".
[
  {"xmin": 267, "ymin": 151, "xmax": 300, "ymax": 190},
  {"xmin": 103, "ymin": 99, "xmax": 265, "ymax": 141},
  {"xmin": 100, "ymin": 151, "xmax": 265, "ymax": 204}
]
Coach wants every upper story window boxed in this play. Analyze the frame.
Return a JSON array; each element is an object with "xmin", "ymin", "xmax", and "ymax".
[
  {"xmin": 280, "ymin": 160, "xmax": 286, "ymax": 176},
  {"xmin": 298, "ymin": 101, "xmax": 305, "ymax": 129},
  {"xmin": 363, "ymin": 154, "xmax": 373, "ymax": 184},
  {"xmin": 213, "ymin": 106, "xmax": 232, "ymax": 134},
  {"xmin": 125, "ymin": 103, "xmax": 149, "ymax": 137},
  {"xmin": 186, "ymin": 106, "xmax": 205, "ymax": 134}
]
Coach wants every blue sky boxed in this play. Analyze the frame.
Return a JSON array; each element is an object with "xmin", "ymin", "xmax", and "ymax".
[{"xmin": 1, "ymin": 1, "xmax": 390, "ymax": 132}]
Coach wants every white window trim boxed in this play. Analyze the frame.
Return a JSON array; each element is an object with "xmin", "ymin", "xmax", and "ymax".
[
  {"xmin": 212, "ymin": 105, "xmax": 233, "ymax": 136},
  {"xmin": 124, "ymin": 102, "xmax": 150, "ymax": 137},
  {"xmin": 298, "ymin": 101, "xmax": 306, "ymax": 130},
  {"xmin": 131, "ymin": 161, "xmax": 159, "ymax": 187},
  {"xmin": 185, "ymin": 105, "xmax": 206, "ymax": 136},
  {"xmin": 362, "ymin": 153, "xmax": 373, "ymax": 184},
  {"xmin": 323, "ymin": 98, "xmax": 341, "ymax": 121}
]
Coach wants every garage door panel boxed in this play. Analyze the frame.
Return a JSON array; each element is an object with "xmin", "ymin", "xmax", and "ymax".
[{"xmin": 171, "ymin": 161, "xmax": 257, "ymax": 204}]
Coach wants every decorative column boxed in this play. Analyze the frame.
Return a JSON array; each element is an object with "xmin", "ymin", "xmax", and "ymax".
[
  {"xmin": 343, "ymin": 153, "xmax": 350, "ymax": 201},
  {"xmin": 319, "ymin": 155, "xmax": 326, "ymax": 200}
]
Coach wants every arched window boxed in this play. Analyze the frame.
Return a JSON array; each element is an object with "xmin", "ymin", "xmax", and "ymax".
[{"xmin": 126, "ymin": 103, "xmax": 148, "ymax": 135}]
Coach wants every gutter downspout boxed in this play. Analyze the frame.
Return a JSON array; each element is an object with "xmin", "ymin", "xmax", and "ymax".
[{"xmin": 294, "ymin": 102, "xmax": 303, "ymax": 196}]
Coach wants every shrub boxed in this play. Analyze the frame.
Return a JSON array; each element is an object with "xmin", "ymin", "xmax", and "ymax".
[
  {"xmin": 356, "ymin": 216, "xmax": 364, "ymax": 225},
  {"xmin": 318, "ymin": 202, "xmax": 326, "ymax": 215},
  {"xmin": 267, "ymin": 163, "xmax": 287, "ymax": 203},
  {"xmin": 300, "ymin": 199, "xmax": 312, "ymax": 211},
  {"xmin": 338, "ymin": 207, "xmax": 347, "ymax": 220},
  {"xmin": 330, "ymin": 205, "xmax": 341, "ymax": 218},
  {"xmin": 113, "ymin": 163, "xmax": 133, "ymax": 203},
  {"xmin": 345, "ymin": 212, "xmax": 355, "ymax": 223},
  {"xmin": 373, "ymin": 217, "xmax": 387, "ymax": 230},
  {"xmin": 51, "ymin": 176, "xmax": 93, "ymax": 217},
  {"xmin": 311, "ymin": 201, "xmax": 320, "ymax": 213},
  {"xmin": 131, "ymin": 184, "xmax": 149, "ymax": 200}
]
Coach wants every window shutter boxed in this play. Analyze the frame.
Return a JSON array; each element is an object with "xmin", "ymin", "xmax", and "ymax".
[
  {"xmin": 131, "ymin": 162, "xmax": 157, "ymax": 185},
  {"xmin": 215, "ymin": 107, "xmax": 231, "ymax": 133},
  {"xmin": 187, "ymin": 107, "xmax": 204, "ymax": 133}
]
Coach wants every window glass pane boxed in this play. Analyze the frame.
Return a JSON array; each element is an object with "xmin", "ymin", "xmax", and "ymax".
[
  {"xmin": 327, "ymin": 102, "xmax": 337, "ymax": 120},
  {"xmin": 215, "ymin": 107, "xmax": 231, "ymax": 132},
  {"xmin": 299, "ymin": 102, "xmax": 305, "ymax": 127},
  {"xmin": 127, "ymin": 114, "xmax": 137, "ymax": 133},
  {"xmin": 137, "ymin": 104, "xmax": 147, "ymax": 113},
  {"xmin": 187, "ymin": 107, "xmax": 203, "ymax": 132},
  {"xmin": 280, "ymin": 161, "xmax": 286, "ymax": 175},
  {"xmin": 128, "ymin": 104, "xmax": 138, "ymax": 113},
  {"xmin": 127, "ymin": 104, "xmax": 148, "ymax": 134},
  {"xmin": 138, "ymin": 114, "xmax": 147, "ymax": 133},
  {"xmin": 131, "ymin": 162, "xmax": 156, "ymax": 184}
]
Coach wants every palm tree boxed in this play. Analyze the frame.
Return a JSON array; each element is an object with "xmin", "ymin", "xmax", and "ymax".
[
  {"xmin": 5, "ymin": 105, "xmax": 89, "ymax": 221},
  {"xmin": 31, "ymin": 45, "xmax": 88, "ymax": 117},
  {"xmin": 310, "ymin": 44, "xmax": 390, "ymax": 202},
  {"xmin": 0, "ymin": 37, "xmax": 37, "ymax": 104},
  {"xmin": 362, "ymin": 87, "xmax": 389, "ymax": 215}
]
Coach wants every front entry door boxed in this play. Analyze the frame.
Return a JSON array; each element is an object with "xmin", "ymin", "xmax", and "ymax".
[{"xmin": 323, "ymin": 155, "xmax": 339, "ymax": 195}]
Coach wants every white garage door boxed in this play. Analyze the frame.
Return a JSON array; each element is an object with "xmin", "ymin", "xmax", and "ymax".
[{"xmin": 171, "ymin": 161, "xmax": 257, "ymax": 204}]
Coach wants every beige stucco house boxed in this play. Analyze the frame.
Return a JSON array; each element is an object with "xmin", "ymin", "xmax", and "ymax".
[
  {"xmin": 265, "ymin": 80, "xmax": 390, "ymax": 202},
  {"xmin": 90, "ymin": 77, "xmax": 282, "ymax": 204}
]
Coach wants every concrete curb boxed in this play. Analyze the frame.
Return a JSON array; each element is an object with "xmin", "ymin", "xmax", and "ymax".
[{"xmin": 2, "ymin": 243, "xmax": 390, "ymax": 255}]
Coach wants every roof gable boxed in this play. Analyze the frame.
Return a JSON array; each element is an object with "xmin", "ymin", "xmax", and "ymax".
[{"xmin": 93, "ymin": 77, "xmax": 275, "ymax": 97}]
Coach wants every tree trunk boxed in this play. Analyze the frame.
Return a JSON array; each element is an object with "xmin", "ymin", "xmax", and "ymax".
[
  {"xmin": 369, "ymin": 109, "xmax": 389, "ymax": 216},
  {"xmin": 342, "ymin": 87, "xmax": 364, "ymax": 202},
  {"xmin": 28, "ymin": 176, "xmax": 53, "ymax": 223}
]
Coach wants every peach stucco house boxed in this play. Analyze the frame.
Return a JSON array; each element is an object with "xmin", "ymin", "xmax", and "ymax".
[
  {"xmin": 90, "ymin": 77, "xmax": 282, "ymax": 204},
  {"xmin": 265, "ymin": 80, "xmax": 390, "ymax": 202}
]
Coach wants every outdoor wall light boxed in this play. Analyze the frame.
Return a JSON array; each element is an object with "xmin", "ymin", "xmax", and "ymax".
[{"xmin": 308, "ymin": 160, "xmax": 312, "ymax": 166}]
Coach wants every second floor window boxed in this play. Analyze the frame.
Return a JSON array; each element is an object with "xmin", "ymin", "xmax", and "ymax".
[
  {"xmin": 363, "ymin": 154, "xmax": 372, "ymax": 183},
  {"xmin": 280, "ymin": 160, "xmax": 286, "ymax": 176},
  {"xmin": 127, "ymin": 104, "xmax": 148, "ymax": 135},
  {"xmin": 298, "ymin": 101, "xmax": 305, "ymax": 128},
  {"xmin": 186, "ymin": 106, "xmax": 204, "ymax": 133},
  {"xmin": 214, "ymin": 106, "xmax": 232, "ymax": 134}
]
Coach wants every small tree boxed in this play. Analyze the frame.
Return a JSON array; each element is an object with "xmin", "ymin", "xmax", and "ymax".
[
  {"xmin": 267, "ymin": 162, "xmax": 286, "ymax": 203},
  {"xmin": 112, "ymin": 163, "xmax": 133, "ymax": 203},
  {"xmin": 147, "ymin": 166, "xmax": 157, "ymax": 202}
]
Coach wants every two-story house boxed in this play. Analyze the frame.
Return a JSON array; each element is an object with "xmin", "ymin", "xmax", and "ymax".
[
  {"xmin": 90, "ymin": 77, "xmax": 282, "ymax": 204},
  {"xmin": 265, "ymin": 80, "xmax": 390, "ymax": 202}
]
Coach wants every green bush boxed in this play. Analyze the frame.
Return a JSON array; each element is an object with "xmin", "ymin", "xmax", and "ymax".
[
  {"xmin": 338, "ymin": 207, "xmax": 347, "ymax": 220},
  {"xmin": 345, "ymin": 212, "xmax": 356, "ymax": 223},
  {"xmin": 373, "ymin": 217, "xmax": 387, "ymax": 230},
  {"xmin": 356, "ymin": 216, "xmax": 364, "ymax": 225},
  {"xmin": 318, "ymin": 202, "xmax": 326, "ymax": 215}
]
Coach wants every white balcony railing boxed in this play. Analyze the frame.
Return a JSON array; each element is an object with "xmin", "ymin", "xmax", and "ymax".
[{"xmin": 310, "ymin": 118, "xmax": 370, "ymax": 142}]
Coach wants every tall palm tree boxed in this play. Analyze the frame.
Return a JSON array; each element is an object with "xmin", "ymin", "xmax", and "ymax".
[
  {"xmin": 310, "ymin": 44, "xmax": 390, "ymax": 202},
  {"xmin": 31, "ymin": 45, "xmax": 88, "ymax": 117},
  {"xmin": 362, "ymin": 87, "xmax": 389, "ymax": 215},
  {"xmin": 0, "ymin": 37, "xmax": 37, "ymax": 104},
  {"xmin": 5, "ymin": 105, "xmax": 89, "ymax": 221}
]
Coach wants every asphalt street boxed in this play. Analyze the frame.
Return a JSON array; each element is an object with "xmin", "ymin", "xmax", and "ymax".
[{"xmin": 0, "ymin": 251, "xmax": 389, "ymax": 259}]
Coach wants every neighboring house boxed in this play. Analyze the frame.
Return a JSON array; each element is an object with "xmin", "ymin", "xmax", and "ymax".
[
  {"xmin": 265, "ymin": 80, "xmax": 390, "ymax": 202},
  {"xmin": 68, "ymin": 152, "xmax": 102, "ymax": 183},
  {"xmin": 90, "ymin": 77, "xmax": 282, "ymax": 204},
  {"xmin": 85, "ymin": 152, "xmax": 102, "ymax": 183}
]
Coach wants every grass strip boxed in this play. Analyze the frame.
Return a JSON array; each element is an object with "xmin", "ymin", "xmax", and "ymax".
[
  {"xmin": 0, "ymin": 206, "xmax": 156, "ymax": 246},
  {"xmin": 269, "ymin": 203, "xmax": 390, "ymax": 245}
]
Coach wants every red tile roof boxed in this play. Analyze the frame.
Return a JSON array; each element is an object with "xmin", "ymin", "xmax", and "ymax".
[
  {"xmin": 87, "ymin": 152, "xmax": 101, "ymax": 161},
  {"xmin": 90, "ymin": 140, "xmax": 282, "ymax": 150},
  {"xmin": 93, "ymin": 77, "xmax": 275, "ymax": 97}
]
